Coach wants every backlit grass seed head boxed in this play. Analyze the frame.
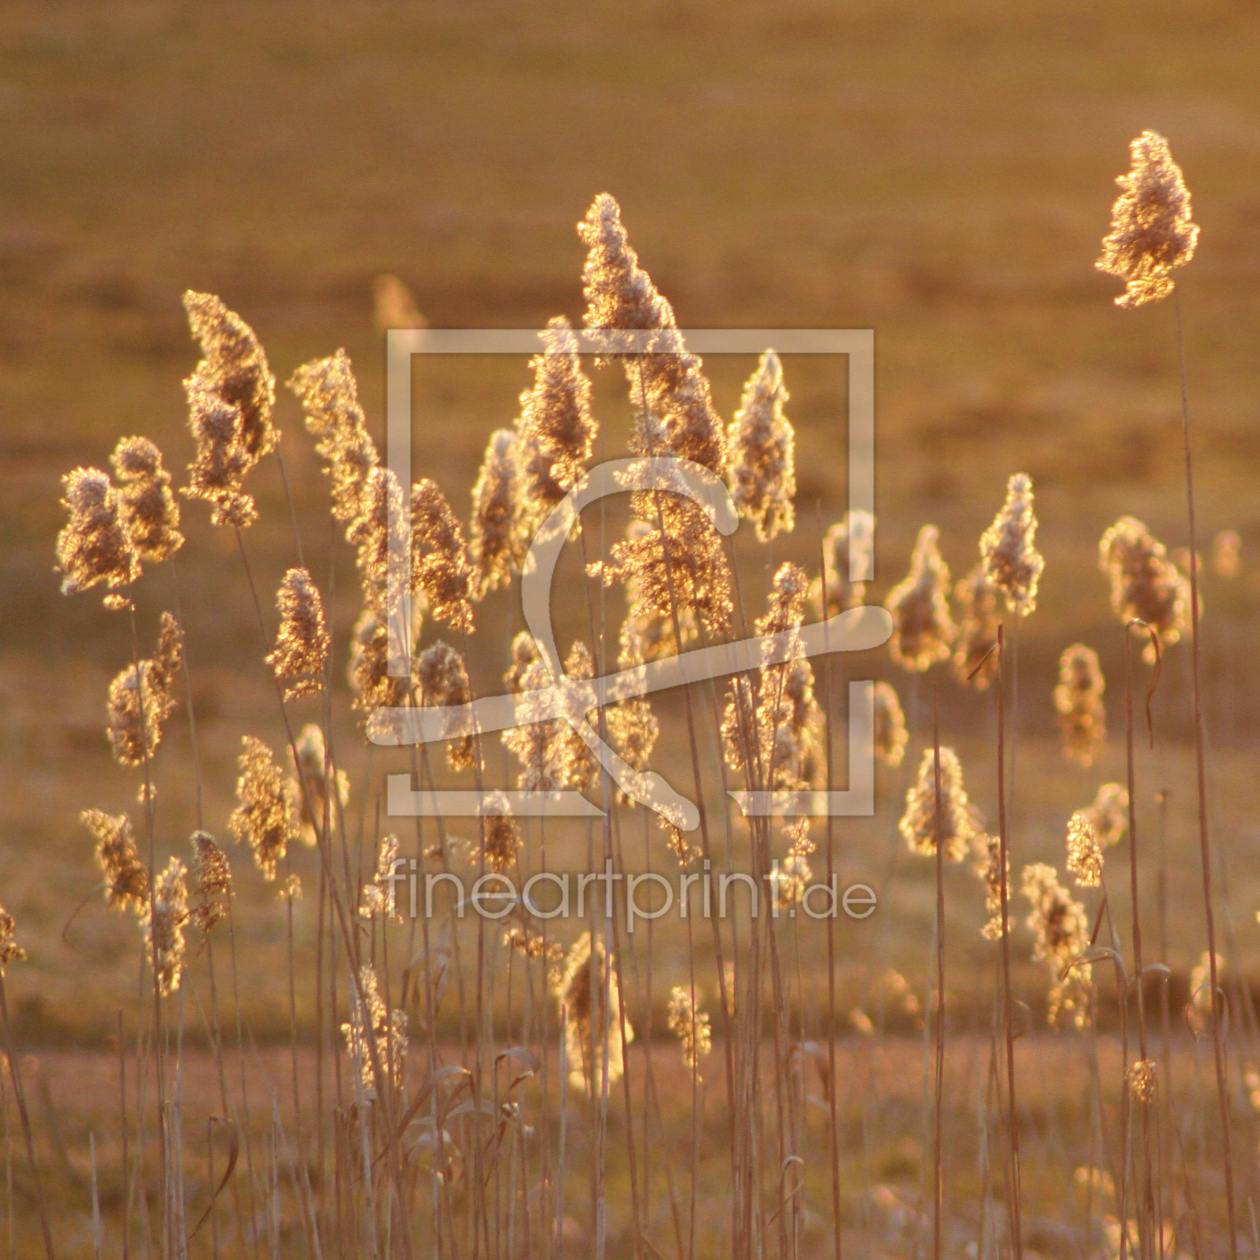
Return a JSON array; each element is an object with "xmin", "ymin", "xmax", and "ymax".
[
  {"xmin": 181, "ymin": 381, "xmax": 258, "ymax": 528},
  {"xmin": 266, "ymin": 568, "xmax": 329, "ymax": 701},
  {"xmin": 1100, "ymin": 516, "xmax": 1191, "ymax": 661},
  {"xmin": 1187, "ymin": 951, "xmax": 1223, "ymax": 1037},
  {"xmin": 728, "ymin": 349, "xmax": 795, "ymax": 542},
  {"xmin": 469, "ymin": 429, "xmax": 520, "ymax": 598},
  {"xmin": 899, "ymin": 747, "xmax": 979, "ymax": 862},
  {"xmin": 505, "ymin": 631, "xmax": 540, "ymax": 694},
  {"xmin": 291, "ymin": 723, "xmax": 349, "ymax": 846},
  {"xmin": 886, "ymin": 525, "xmax": 956, "ymax": 671},
  {"xmin": 110, "ymin": 437, "xmax": 183, "ymax": 563},
  {"xmin": 143, "ymin": 856, "xmax": 188, "ymax": 996},
  {"xmin": 82, "ymin": 809, "xmax": 148, "ymax": 913},
  {"xmin": 1066, "ymin": 812, "xmax": 1103, "ymax": 887},
  {"xmin": 372, "ymin": 274, "xmax": 425, "ymax": 331},
  {"xmin": 287, "ymin": 350, "xmax": 379, "ymax": 529},
  {"xmin": 1081, "ymin": 783, "xmax": 1129, "ymax": 849},
  {"xmin": 56, "ymin": 467, "xmax": 140, "ymax": 598},
  {"xmin": 189, "ymin": 831, "xmax": 231, "ymax": 934},
  {"xmin": 810, "ymin": 510, "xmax": 875, "ymax": 617},
  {"xmin": 342, "ymin": 964, "xmax": 408, "ymax": 1100},
  {"xmin": 349, "ymin": 467, "xmax": 407, "ymax": 615},
  {"xmin": 414, "ymin": 641, "xmax": 475, "ymax": 772},
  {"xmin": 1097, "ymin": 131, "xmax": 1198, "ymax": 309},
  {"xmin": 666, "ymin": 987, "xmax": 712, "ymax": 1072},
  {"xmin": 1021, "ymin": 862, "xmax": 1092, "ymax": 1029},
  {"xmin": 412, "ymin": 478, "xmax": 475, "ymax": 633},
  {"xmin": 1212, "ymin": 529, "xmax": 1241, "ymax": 579},
  {"xmin": 0, "ymin": 907, "xmax": 25, "ymax": 972},
  {"xmin": 229, "ymin": 736, "xmax": 299, "ymax": 882},
  {"xmin": 873, "ymin": 681, "xmax": 908, "ymax": 767},
  {"xmin": 953, "ymin": 564, "xmax": 1001, "ymax": 689},
  {"xmin": 974, "ymin": 831, "xmax": 1008, "ymax": 940},
  {"xmin": 106, "ymin": 613, "xmax": 182, "ymax": 767},
  {"xmin": 349, "ymin": 609, "xmax": 410, "ymax": 726},
  {"xmin": 482, "ymin": 795, "xmax": 521, "ymax": 874},
  {"xmin": 360, "ymin": 835, "xmax": 403, "ymax": 922},
  {"xmin": 607, "ymin": 521, "xmax": 699, "ymax": 658},
  {"xmin": 1054, "ymin": 644, "xmax": 1106, "ymax": 767},
  {"xmin": 1127, "ymin": 1059, "xmax": 1157, "ymax": 1104},
  {"xmin": 554, "ymin": 932, "xmax": 633, "ymax": 1095},
  {"xmin": 980, "ymin": 474, "xmax": 1044, "ymax": 616},
  {"xmin": 605, "ymin": 622, "xmax": 659, "ymax": 799},
  {"xmin": 182, "ymin": 291, "xmax": 277, "ymax": 463}
]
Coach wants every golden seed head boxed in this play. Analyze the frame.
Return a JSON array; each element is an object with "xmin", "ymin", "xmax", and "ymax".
[
  {"xmin": 0, "ymin": 906, "xmax": 25, "ymax": 973},
  {"xmin": 1080, "ymin": 783, "xmax": 1129, "ymax": 850},
  {"xmin": 1021, "ymin": 863, "xmax": 1092, "ymax": 1029},
  {"xmin": 886, "ymin": 525, "xmax": 956, "ymax": 671},
  {"xmin": 1127, "ymin": 1059, "xmax": 1157, "ymax": 1104},
  {"xmin": 1054, "ymin": 644, "xmax": 1106, "ymax": 767},
  {"xmin": 898, "ymin": 746, "xmax": 980, "ymax": 862},
  {"xmin": 83, "ymin": 809, "xmax": 149, "ymax": 913},
  {"xmin": 728, "ymin": 349, "xmax": 795, "ymax": 543},
  {"xmin": 482, "ymin": 796, "xmax": 521, "ymax": 875},
  {"xmin": 1211, "ymin": 529, "xmax": 1241, "ymax": 579},
  {"xmin": 189, "ymin": 831, "xmax": 232, "ymax": 934},
  {"xmin": 228, "ymin": 736, "xmax": 298, "ymax": 881},
  {"xmin": 974, "ymin": 831, "xmax": 1009, "ymax": 941},
  {"xmin": 291, "ymin": 723, "xmax": 349, "ymax": 846},
  {"xmin": 105, "ymin": 613, "xmax": 182, "ymax": 768},
  {"xmin": 360, "ymin": 835, "xmax": 403, "ymax": 922},
  {"xmin": 872, "ymin": 681, "xmax": 908, "ymax": 768},
  {"xmin": 1187, "ymin": 950, "xmax": 1224, "ymax": 1037},
  {"xmin": 143, "ymin": 856, "xmax": 188, "ymax": 997},
  {"xmin": 666, "ymin": 986, "xmax": 712, "ymax": 1072},
  {"xmin": 411, "ymin": 478, "xmax": 475, "ymax": 633},
  {"xmin": 810, "ymin": 511, "xmax": 875, "ymax": 617},
  {"xmin": 505, "ymin": 631, "xmax": 541, "ymax": 694},
  {"xmin": 348, "ymin": 608, "xmax": 411, "ymax": 728},
  {"xmin": 348, "ymin": 466, "xmax": 408, "ymax": 617},
  {"xmin": 110, "ymin": 437, "xmax": 184, "ymax": 563},
  {"xmin": 56, "ymin": 467, "xmax": 141, "ymax": 599},
  {"xmin": 372, "ymin": 274, "xmax": 425, "ymax": 331},
  {"xmin": 953, "ymin": 564, "xmax": 1002, "ymax": 690},
  {"xmin": 1100, "ymin": 516, "xmax": 1191, "ymax": 662},
  {"xmin": 341, "ymin": 963, "xmax": 408, "ymax": 1100},
  {"xmin": 1096, "ymin": 131, "xmax": 1198, "ymax": 309},
  {"xmin": 266, "ymin": 568, "xmax": 330, "ymax": 701},
  {"xmin": 414, "ymin": 641, "xmax": 475, "ymax": 771},
  {"xmin": 1065, "ymin": 812, "xmax": 1103, "ymax": 888},
  {"xmin": 980, "ymin": 473, "xmax": 1044, "ymax": 617},
  {"xmin": 287, "ymin": 350, "xmax": 379, "ymax": 529},
  {"xmin": 553, "ymin": 932, "xmax": 633, "ymax": 1095},
  {"xmin": 469, "ymin": 429, "xmax": 521, "ymax": 599}
]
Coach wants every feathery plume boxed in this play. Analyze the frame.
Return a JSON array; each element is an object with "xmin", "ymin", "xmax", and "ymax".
[
  {"xmin": 886, "ymin": 525, "xmax": 956, "ymax": 671},
  {"xmin": 728, "ymin": 349, "xmax": 795, "ymax": 542},
  {"xmin": 360, "ymin": 835, "xmax": 403, "ymax": 922},
  {"xmin": 291, "ymin": 723, "xmax": 349, "ymax": 847},
  {"xmin": 411, "ymin": 478, "xmax": 475, "ymax": 633},
  {"xmin": 82, "ymin": 809, "xmax": 148, "ymax": 914},
  {"xmin": 372, "ymin": 274, "xmax": 425, "ymax": 331},
  {"xmin": 0, "ymin": 906, "xmax": 25, "ymax": 971},
  {"xmin": 1066, "ymin": 812, "xmax": 1103, "ymax": 887},
  {"xmin": 769, "ymin": 819, "xmax": 815, "ymax": 910},
  {"xmin": 666, "ymin": 986, "xmax": 712, "ymax": 1072},
  {"xmin": 1127, "ymin": 1059, "xmax": 1157, "ymax": 1104},
  {"xmin": 974, "ymin": 831, "xmax": 1008, "ymax": 940},
  {"xmin": 266, "ymin": 568, "xmax": 330, "ymax": 701},
  {"xmin": 899, "ymin": 746, "xmax": 981, "ymax": 862},
  {"xmin": 810, "ymin": 510, "xmax": 875, "ymax": 617},
  {"xmin": 1080, "ymin": 783, "xmax": 1129, "ymax": 850},
  {"xmin": 872, "ymin": 681, "xmax": 908, "ymax": 767},
  {"xmin": 56, "ymin": 468, "xmax": 140, "ymax": 598},
  {"xmin": 181, "ymin": 381, "xmax": 258, "ymax": 527},
  {"xmin": 111, "ymin": 437, "xmax": 183, "ymax": 563},
  {"xmin": 1099, "ymin": 516, "xmax": 1190, "ymax": 661},
  {"xmin": 980, "ymin": 473, "xmax": 1044, "ymax": 617},
  {"xmin": 142, "ymin": 857, "xmax": 188, "ymax": 996},
  {"xmin": 953, "ymin": 564, "xmax": 1001, "ymax": 689},
  {"xmin": 604, "ymin": 619, "xmax": 659, "ymax": 801},
  {"xmin": 189, "ymin": 831, "xmax": 231, "ymax": 934},
  {"xmin": 182, "ymin": 291, "xmax": 277, "ymax": 463},
  {"xmin": 348, "ymin": 466, "xmax": 407, "ymax": 616},
  {"xmin": 1096, "ymin": 131, "xmax": 1198, "ymax": 309},
  {"xmin": 482, "ymin": 802, "xmax": 521, "ymax": 876},
  {"xmin": 1054, "ymin": 644, "xmax": 1106, "ymax": 766},
  {"xmin": 288, "ymin": 350, "xmax": 379, "ymax": 529},
  {"xmin": 341, "ymin": 964, "xmax": 408, "ymax": 1099},
  {"xmin": 106, "ymin": 612, "xmax": 182, "ymax": 767},
  {"xmin": 553, "ymin": 932, "xmax": 633, "ymax": 1094},
  {"xmin": 228, "ymin": 736, "xmax": 298, "ymax": 881},
  {"xmin": 505, "ymin": 631, "xmax": 540, "ymax": 694},
  {"xmin": 348, "ymin": 609, "xmax": 411, "ymax": 736},
  {"xmin": 1021, "ymin": 863, "xmax": 1092, "ymax": 1029},
  {"xmin": 469, "ymin": 429, "xmax": 520, "ymax": 598},
  {"xmin": 414, "ymin": 641, "xmax": 476, "ymax": 772}
]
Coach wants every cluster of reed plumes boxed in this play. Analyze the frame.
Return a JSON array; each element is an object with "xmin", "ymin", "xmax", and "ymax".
[{"xmin": 19, "ymin": 129, "xmax": 1250, "ymax": 1260}]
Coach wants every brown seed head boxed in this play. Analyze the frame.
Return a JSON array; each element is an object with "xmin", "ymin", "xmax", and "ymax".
[
  {"xmin": 228, "ymin": 736, "xmax": 298, "ymax": 881},
  {"xmin": 1021, "ymin": 862, "xmax": 1092, "ymax": 1029},
  {"xmin": 83, "ymin": 809, "xmax": 149, "ymax": 913},
  {"xmin": 953, "ymin": 564, "xmax": 1002, "ymax": 689},
  {"xmin": 1054, "ymin": 644, "xmax": 1106, "ymax": 767},
  {"xmin": 266, "ymin": 568, "xmax": 330, "ymax": 701},
  {"xmin": 181, "ymin": 380, "xmax": 258, "ymax": 528},
  {"xmin": 469, "ymin": 429, "xmax": 521, "ymax": 598},
  {"xmin": 886, "ymin": 525, "xmax": 956, "ymax": 671},
  {"xmin": 106, "ymin": 613, "xmax": 182, "ymax": 767},
  {"xmin": 414, "ymin": 641, "xmax": 475, "ymax": 771},
  {"xmin": 111, "ymin": 437, "xmax": 184, "ymax": 563},
  {"xmin": 899, "ymin": 747, "xmax": 980, "ymax": 862},
  {"xmin": 482, "ymin": 796, "xmax": 521, "ymax": 875},
  {"xmin": 980, "ymin": 474, "xmax": 1044, "ymax": 617},
  {"xmin": 728, "ymin": 350, "xmax": 795, "ymax": 542},
  {"xmin": 0, "ymin": 906, "xmax": 25, "ymax": 972},
  {"xmin": 1127, "ymin": 1059, "xmax": 1157, "ymax": 1104},
  {"xmin": 56, "ymin": 467, "xmax": 141, "ymax": 598},
  {"xmin": 189, "ymin": 831, "xmax": 232, "ymax": 933},
  {"xmin": 411, "ymin": 479, "xmax": 475, "ymax": 633},
  {"xmin": 143, "ymin": 856, "xmax": 188, "ymax": 996}
]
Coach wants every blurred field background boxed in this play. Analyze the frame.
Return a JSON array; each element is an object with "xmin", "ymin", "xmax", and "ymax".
[{"xmin": 1, "ymin": 1, "xmax": 1260, "ymax": 1254}]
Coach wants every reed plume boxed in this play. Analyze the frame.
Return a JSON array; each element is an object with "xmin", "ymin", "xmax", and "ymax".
[
  {"xmin": 469, "ymin": 429, "xmax": 520, "ymax": 598},
  {"xmin": 56, "ymin": 468, "xmax": 140, "ymax": 599},
  {"xmin": 106, "ymin": 611, "xmax": 183, "ymax": 767},
  {"xmin": 349, "ymin": 466, "xmax": 408, "ymax": 615},
  {"xmin": 886, "ymin": 525, "xmax": 956, "ymax": 671},
  {"xmin": 1096, "ymin": 130, "xmax": 1199, "ymax": 309},
  {"xmin": 872, "ymin": 681, "xmax": 908, "ymax": 767},
  {"xmin": 973, "ymin": 831, "xmax": 1008, "ymax": 940},
  {"xmin": 666, "ymin": 986, "xmax": 712, "ymax": 1072},
  {"xmin": 810, "ymin": 510, "xmax": 875, "ymax": 617},
  {"xmin": 292, "ymin": 723, "xmax": 349, "ymax": 846},
  {"xmin": 1127, "ymin": 1059, "xmax": 1157, "ymax": 1104},
  {"xmin": 1021, "ymin": 863, "xmax": 1091, "ymax": 1029},
  {"xmin": 0, "ymin": 907, "xmax": 25, "ymax": 970},
  {"xmin": 372, "ymin": 274, "xmax": 425, "ymax": 331},
  {"xmin": 189, "ymin": 831, "xmax": 231, "ymax": 934},
  {"xmin": 228, "ymin": 736, "xmax": 299, "ymax": 881},
  {"xmin": 82, "ymin": 809, "xmax": 148, "ymax": 914},
  {"xmin": 110, "ymin": 437, "xmax": 184, "ymax": 563},
  {"xmin": 342, "ymin": 964, "xmax": 408, "ymax": 1100},
  {"xmin": 411, "ymin": 478, "xmax": 475, "ymax": 633},
  {"xmin": 505, "ymin": 630, "xmax": 540, "ymax": 694},
  {"xmin": 360, "ymin": 835, "xmax": 403, "ymax": 922},
  {"xmin": 604, "ymin": 620, "xmax": 660, "ymax": 800},
  {"xmin": 898, "ymin": 746, "xmax": 980, "ymax": 862},
  {"xmin": 181, "ymin": 380, "xmax": 259, "ymax": 527},
  {"xmin": 1100, "ymin": 516, "xmax": 1191, "ymax": 661},
  {"xmin": 727, "ymin": 349, "xmax": 795, "ymax": 542},
  {"xmin": 980, "ymin": 473, "xmax": 1044, "ymax": 616},
  {"xmin": 481, "ymin": 796, "xmax": 521, "ymax": 875},
  {"xmin": 1187, "ymin": 951, "xmax": 1223, "ymax": 1038},
  {"xmin": 1212, "ymin": 529, "xmax": 1241, "ymax": 579},
  {"xmin": 953, "ymin": 563, "xmax": 1001, "ymax": 689},
  {"xmin": 769, "ymin": 819, "xmax": 815, "ymax": 909},
  {"xmin": 554, "ymin": 932, "xmax": 633, "ymax": 1094},
  {"xmin": 266, "ymin": 568, "xmax": 330, "ymax": 701},
  {"xmin": 1054, "ymin": 644, "xmax": 1106, "ymax": 766},
  {"xmin": 1065, "ymin": 812, "xmax": 1103, "ymax": 888},
  {"xmin": 1081, "ymin": 782, "xmax": 1129, "ymax": 850},
  {"xmin": 142, "ymin": 856, "xmax": 188, "ymax": 997},
  {"xmin": 349, "ymin": 609, "xmax": 411, "ymax": 719},
  {"xmin": 414, "ymin": 641, "xmax": 476, "ymax": 771}
]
